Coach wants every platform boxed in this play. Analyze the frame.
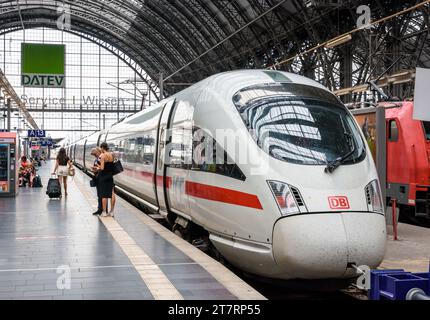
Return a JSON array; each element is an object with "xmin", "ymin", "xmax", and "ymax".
[
  {"xmin": 0, "ymin": 161, "xmax": 265, "ymax": 300},
  {"xmin": 380, "ymin": 223, "xmax": 430, "ymax": 273}
]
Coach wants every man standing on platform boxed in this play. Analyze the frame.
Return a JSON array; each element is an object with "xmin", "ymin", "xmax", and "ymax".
[{"xmin": 90, "ymin": 148, "xmax": 103, "ymax": 215}]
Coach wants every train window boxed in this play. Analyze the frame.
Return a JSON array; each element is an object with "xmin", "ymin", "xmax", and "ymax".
[
  {"xmin": 168, "ymin": 100, "xmax": 193, "ymax": 167},
  {"xmin": 233, "ymin": 83, "xmax": 366, "ymax": 166},
  {"xmin": 98, "ymin": 133, "xmax": 108, "ymax": 146},
  {"xmin": 192, "ymin": 127, "xmax": 246, "ymax": 181},
  {"xmin": 389, "ymin": 120, "xmax": 399, "ymax": 142},
  {"xmin": 423, "ymin": 122, "xmax": 430, "ymax": 141},
  {"xmin": 142, "ymin": 134, "xmax": 156, "ymax": 165}
]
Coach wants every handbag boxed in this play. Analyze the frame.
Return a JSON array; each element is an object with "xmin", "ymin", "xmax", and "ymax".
[
  {"xmin": 112, "ymin": 159, "xmax": 124, "ymax": 176},
  {"xmin": 68, "ymin": 166, "xmax": 76, "ymax": 177},
  {"xmin": 90, "ymin": 178, "xmax": 97, "ymax": 188}
]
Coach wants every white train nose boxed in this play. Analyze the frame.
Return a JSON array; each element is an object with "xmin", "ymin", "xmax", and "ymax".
[{"xmin": 272, "ymin": 213, "xmax": 387, "ymax": 280}]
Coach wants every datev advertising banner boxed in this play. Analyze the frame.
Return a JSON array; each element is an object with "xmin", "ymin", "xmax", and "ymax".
[{"xmin": 21, "ymin": 43, "xmax": 65, "ymax": 88}]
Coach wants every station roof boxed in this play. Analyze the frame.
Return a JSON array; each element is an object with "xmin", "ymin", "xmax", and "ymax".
[{"xmin": 0, "ymin": 1, "xmax": 429, "ymax": 96}]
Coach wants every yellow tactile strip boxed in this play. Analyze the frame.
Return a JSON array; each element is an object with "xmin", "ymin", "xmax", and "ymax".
[
  {"xmin": 74, "ymin": 174, "xmax": 265, "ymax": 300},
  {"xmin": 76, "ymin": 180, "xmax": 183, "ymax": 300}
]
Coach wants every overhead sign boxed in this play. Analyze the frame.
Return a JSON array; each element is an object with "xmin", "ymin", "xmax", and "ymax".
[
  {"xmin": 414, "ymin": 68, "xmax": 430, "ymax": 121},
  {"xmin": 28, "ymin": 130, "xmax": 46, "ymax": 138},
  {"xmin": 40, "ymin": 140, "xmax": 53, "ymax": 147},
  {"xmin": 21, "ymin": 43, "xmax": 65, "ymax": 88}
]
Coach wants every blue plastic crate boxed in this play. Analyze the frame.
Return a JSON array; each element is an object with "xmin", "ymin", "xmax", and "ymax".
[{"xmin": 369, "ymin": 266, "xmax": 430, "ymax": 300}]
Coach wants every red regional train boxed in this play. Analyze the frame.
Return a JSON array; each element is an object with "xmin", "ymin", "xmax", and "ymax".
[
  {"xmin": 353, "ymin": 101, "xmax": 430, "ymax": 225},
  {"xmin": 385, "ymin": 101, "xmax": 430, "ymax": 224}
]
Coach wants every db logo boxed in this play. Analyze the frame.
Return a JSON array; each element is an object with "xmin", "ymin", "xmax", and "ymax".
[{"xmin": 328, "ymin": 196, "xmax": 350, "ymax": 210}]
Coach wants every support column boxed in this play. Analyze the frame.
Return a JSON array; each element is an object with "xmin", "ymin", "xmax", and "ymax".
[
  {"xmin": 302, "ymin": 56, "xmax": 315, "ymax": 80},
  {"xmin": 340, "ymin": 44, "xmax": 353, "ymax": 103},
  {"xmin": 376, "ymin": 107, "xmax": 387, "ymax": 206},
  {"xmin": 6, "ymin": 98, "xmax": 11, "ymax": 132},
  {"xmin": 159, "ymin": 73, "xmax": 164, "ymax": 101},
  {"xmin": 386, "ymin": 21, "xmax": 402, "ymax": 99}
]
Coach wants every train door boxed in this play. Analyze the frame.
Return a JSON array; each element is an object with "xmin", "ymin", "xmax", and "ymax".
[
  {"xmin": 387, "ymin": 118, "xmax": 409, "ymax": 204},
  {"xmin": 423, "ymin": 122, "xmax": 430, "ymax": 154},
  {"xmin": 98, "ymin": 132, "xmax": 106, "ymax": 145},
  {"xmin": 165, "ymin": 100, "xmax": 193, "ymax": 218},
  {"xmin": 155, "ymin": 99, "xmax": 176, "ymax": 216},
  {"xmin": 82, "ymin": 140, "xmax": 88, "ymax": 169}
]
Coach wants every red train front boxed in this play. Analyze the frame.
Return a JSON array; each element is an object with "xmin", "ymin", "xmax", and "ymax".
[{"xmin": 384, "ymin": 101, "xmax": 430, "ymax": 223}]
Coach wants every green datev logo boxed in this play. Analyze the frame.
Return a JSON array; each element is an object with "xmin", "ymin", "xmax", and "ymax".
[{"xmin": 21, "ymin": 43, "xmax": 65, "ymax": 88}]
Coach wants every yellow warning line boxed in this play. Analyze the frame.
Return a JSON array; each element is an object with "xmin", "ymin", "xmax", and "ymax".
[
  {"xmin": 75, "ymin": 179, "xmax": 183, "ymax": 300},
  {"xmin": 119, "ymin": 200, "xmax": 266, "ymax": 300},
  {"xmin": 100, "ymin": 218, "xmax": 183, "ymax": 300},
  {"xmin": 74, "ymin": 172, "xmax": 265, "ymax": 300}
]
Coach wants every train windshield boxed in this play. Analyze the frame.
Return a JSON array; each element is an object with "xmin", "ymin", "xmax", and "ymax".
[
  {"xmin": 423, "ymin": 122, "xmax": 430, "ymax": 140},
  {"xmin": 233, "ymin": 83, "xmax": 366, "ymax": 166}
]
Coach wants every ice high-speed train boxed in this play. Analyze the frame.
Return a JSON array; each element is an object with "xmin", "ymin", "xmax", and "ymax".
[{"xmin": 68, "ymin": 70, "xmax": 387, "ymax": 280}]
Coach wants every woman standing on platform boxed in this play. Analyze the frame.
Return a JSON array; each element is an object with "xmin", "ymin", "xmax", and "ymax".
[
  {"xmin": 96, "ymin": 142, "xmax": 116, "ymax": 217},
  {"xmin": 52, "ymin": 148, "xmax": 72, "ymax": 197},
  {"xmin": 90, "ymin": 147, "xmax": 103, "ymax": 216}
]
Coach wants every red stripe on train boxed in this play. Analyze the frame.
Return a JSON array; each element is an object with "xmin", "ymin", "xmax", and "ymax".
[
  {"xmin": 123, "ymin": 168, "xmax": 172, "ymax": 188},
  {"xmin": 185, "ymin": 181, "xmax": 263, "ymax": 210},
  {"xmin": 121, "ymin": 168, "xmax": 262, "ymax": 210}
]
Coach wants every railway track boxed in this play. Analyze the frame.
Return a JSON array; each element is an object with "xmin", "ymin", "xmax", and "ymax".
[{"xmin": 232, "ymin": 271, "xmax": 366, "ymax": 300}]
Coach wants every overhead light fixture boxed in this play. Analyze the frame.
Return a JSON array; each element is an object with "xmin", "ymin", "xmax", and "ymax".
[
  {"xmin": 392, "ymin": 71, "xmax": 410, "ymax": 77},
  {"xmin": 325, "ymin": 34, "xmax": 352, "ymax": 49}
]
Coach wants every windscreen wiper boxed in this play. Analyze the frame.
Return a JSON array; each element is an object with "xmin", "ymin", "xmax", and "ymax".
[
  {"xmin": 324, "ymin": 143, "xmax": 356, "ymax": 174},
  {"xmin": 325, "ymin": 121, "xmax": 356, "ymax": 174}
]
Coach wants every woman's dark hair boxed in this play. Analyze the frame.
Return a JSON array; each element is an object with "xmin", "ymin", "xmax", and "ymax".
[
  {"xmin": 21, "ymin": 156, "xmax": 27, "ymax": 162},
  {"xmin": 100, "ymin": 142, "xmax": 109, "ymax": 151},
  {"xmin": 57, "ymin": 148, "xmax": 67, "ymax": 163}
]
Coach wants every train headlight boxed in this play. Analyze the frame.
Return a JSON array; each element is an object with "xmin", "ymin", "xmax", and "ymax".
[
  {"xmin": 365, "ymin": 180, "xmax": 384, "ymax": 214},
  {"xmin": 268, "ymin": 181, "xmax": 300, "ymax": 216}
]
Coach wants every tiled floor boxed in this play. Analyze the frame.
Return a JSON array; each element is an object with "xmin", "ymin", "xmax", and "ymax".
[
  {"xmin": 0, "ymin": 161, "xmax": 264, "ymax": 300},
  {"xmin": 381, "ymin": 223, "xmax": 430, "ymax": 273},
  {"xmin": 0, "ymin": 163, "xmax": 152, "ymax": 300}
]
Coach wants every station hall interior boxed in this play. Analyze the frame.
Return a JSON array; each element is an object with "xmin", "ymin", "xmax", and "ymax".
[{"xmin": 0, "ymin": 0, "xmax": 429, "ymax": 302}]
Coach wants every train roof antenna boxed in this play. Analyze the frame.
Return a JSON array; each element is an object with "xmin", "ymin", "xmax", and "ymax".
[{"xmin": 367, "ymin": 56, "xmax": 403, "ymax": 102}]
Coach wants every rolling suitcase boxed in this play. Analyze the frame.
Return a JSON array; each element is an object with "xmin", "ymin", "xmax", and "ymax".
[{"xmin": 46, "ymin": 174, "xmax": 62, "ymax": 198}]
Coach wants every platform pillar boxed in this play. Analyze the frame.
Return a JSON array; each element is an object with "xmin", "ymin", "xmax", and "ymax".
[
  {"xmin": 376, "ymin": 106, "xmax": 387, "ymax": 206},
  {"xmin": 159, "ymin": 73, "xmax": 164, "ymax": 101},
  {"xmin": 340, "ymin": 44, "xmax": 353, "ymax": 103},
  {"xmin": 6, "ymin": 98, "xmax": 11, "ymax": 132}
]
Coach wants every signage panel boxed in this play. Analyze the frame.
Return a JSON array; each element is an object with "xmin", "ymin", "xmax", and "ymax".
[
  {"xmin": 21, "ymin": 43, "xmax": 65, "ymax": 88},
  {"xmin": 28, "ymin": 130, "xmax": 46, "ymax": 138}
]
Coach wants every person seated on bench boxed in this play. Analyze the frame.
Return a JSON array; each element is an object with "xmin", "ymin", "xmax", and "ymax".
[{"xmin": 18, "ymin": 156, "xmax": 33, "ymax": 187}]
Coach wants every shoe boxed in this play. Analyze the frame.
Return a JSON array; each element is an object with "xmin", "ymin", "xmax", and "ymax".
[
  {"xmin": 109, "ymin": 209, "xmax": 115, "ymax": 218},
  {"xmin": 92, "ymin": 210, "xmax": 102, "ymax": 216},
  {"xmin": 101, "ymin": 212, "xmax": 109, "ymax": 217}
]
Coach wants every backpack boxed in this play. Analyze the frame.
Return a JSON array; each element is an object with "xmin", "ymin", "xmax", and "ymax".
[{"xmin": 32, "ymin": 176, "xmax": 43, "ymax": 188}]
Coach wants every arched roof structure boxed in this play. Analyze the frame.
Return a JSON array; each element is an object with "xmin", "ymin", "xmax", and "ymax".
[{"xmin": 0, "ymin": 0, "xmax": 429, "ymax": 98}]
